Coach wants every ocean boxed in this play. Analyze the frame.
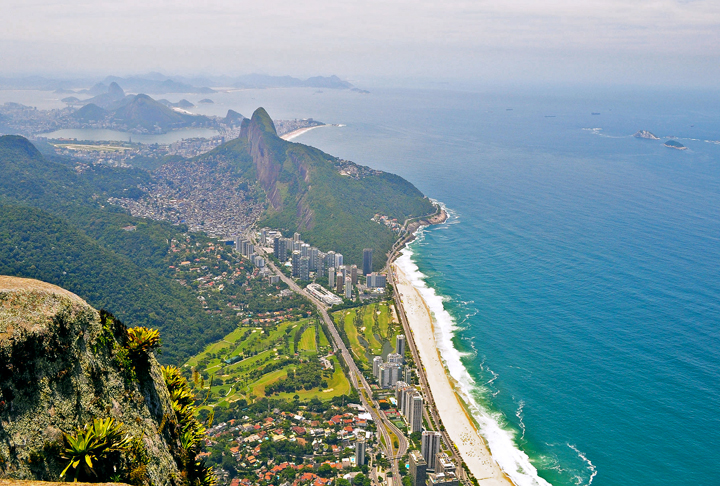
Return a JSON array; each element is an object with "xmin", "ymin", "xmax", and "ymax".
[
  {"xmin": 265, "ymin": 86, "xmax": 720, "ymax": 486},
  {"xmin": 5, "ymin": 84, "xmax": 720, "ymax": 486}
]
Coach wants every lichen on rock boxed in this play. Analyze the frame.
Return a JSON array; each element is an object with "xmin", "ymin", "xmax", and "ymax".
[{"xmin": 0, "ymin": 276, "xmax": 182, "ymax": 484}]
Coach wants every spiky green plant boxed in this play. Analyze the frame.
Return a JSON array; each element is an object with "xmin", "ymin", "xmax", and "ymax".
[
  {"xmin": 162, "ymin": 365, "xmax": 186, "ymax": 393},
  {"xmin": 161, "ymin": 365, "xmax": 216, "ymax": 486},
  {"xmin": 60, "ymin": 418, "xmax": 132, "ymax": 481},
  {"xmin": 126, "ymin": 327, "xmax": 161, "ymax": 356},
  {"xmin": 170, "ymin": 387, "xmax": 196, "ymax": 408}
]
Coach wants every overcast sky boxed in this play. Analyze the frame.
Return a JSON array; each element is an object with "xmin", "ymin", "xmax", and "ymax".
[{"xmin": 2, "ymin": 0, "xmax": 719, "ymax": 87}]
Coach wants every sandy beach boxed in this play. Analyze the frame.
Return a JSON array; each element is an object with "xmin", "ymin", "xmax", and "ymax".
[
  {"xmin": 393, "ymin": 264, "xmax": 514, "ymax": 486},
  {"xmin": 280, "ymin": 125, "xmax": 325, "ymax": 140}
]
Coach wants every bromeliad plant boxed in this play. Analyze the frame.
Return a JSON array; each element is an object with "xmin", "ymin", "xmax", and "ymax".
[
  {"xmin": 60, "ymin": 418, "xmax": 132, "ymax": 481},
  {"xmin": 126, "ymin": 327, "xmax": 161, "ymax": 357},
  {"xmin": 162, "ymin": 365, "xmax": 217, "ymax": 486}
]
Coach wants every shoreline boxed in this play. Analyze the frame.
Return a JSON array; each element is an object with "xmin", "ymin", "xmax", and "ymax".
[
  {"xmin": 280, "ymin": 125, "xmax": 326, "ymax": 140},
  {"xmin": 392, "ymin": 262, "xmax": 514, "ymax": 486}
]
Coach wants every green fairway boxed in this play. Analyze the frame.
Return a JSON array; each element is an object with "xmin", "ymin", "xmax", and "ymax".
[
  {"xmin": 298, "ymin": 326, "xmax": 317, "ymax": 354},
  {"xmin": 185, "ymin": 317, "xmax": 353, "ymax": 406},
  {"xmin": 333, "ymin": 301, "xmax": 400, "ymax": 366}
]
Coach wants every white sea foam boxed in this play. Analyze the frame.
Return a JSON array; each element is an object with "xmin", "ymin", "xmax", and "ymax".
[
  {"xmin": 516, "ymin": 400, "xmax": 527, "ymax": 440},
  {"xmin": 567, "ymin": 444, "xmax": 597, "ymax": 486},
  {"xmin": 396, "ymin": 219, "xmax": 553, "ymax": 486}
]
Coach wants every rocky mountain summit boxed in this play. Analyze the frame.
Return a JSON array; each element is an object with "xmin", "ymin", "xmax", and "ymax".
[{"xmin": 0, "ymin": 276, "xmax": 210, "ymax": 485}]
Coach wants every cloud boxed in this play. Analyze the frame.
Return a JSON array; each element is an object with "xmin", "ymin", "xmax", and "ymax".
[{"xmin": 1, "ymin": 0, "xmax": 718, "ymax": 85}]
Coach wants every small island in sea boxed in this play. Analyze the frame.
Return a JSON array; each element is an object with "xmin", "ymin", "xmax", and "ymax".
[
  {"xmin": 634, "ymin": 130, "xmax": 660, "ymax": 139},
  {"xmin": 664, "ymin": 139, "xmax": 687, "ymax": 150}
]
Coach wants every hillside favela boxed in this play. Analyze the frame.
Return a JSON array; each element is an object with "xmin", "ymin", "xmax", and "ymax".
[{"xmin": 1, "ymin": 3, "xmax": 719, "ymax": 486}]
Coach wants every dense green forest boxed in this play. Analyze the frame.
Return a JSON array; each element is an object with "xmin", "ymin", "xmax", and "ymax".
[{"xmin": 0, "ymin": 135, "xmax": 233, "ymax": 363}]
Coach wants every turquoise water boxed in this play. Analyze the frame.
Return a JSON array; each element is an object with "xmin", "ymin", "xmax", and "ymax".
[
  {"xmin": 7, "ymin": 86, "xmax": 720, "ymax": 486},
  {"xmin": 291, "ymin": 87, "xmax": 720, "ymax": 486}
]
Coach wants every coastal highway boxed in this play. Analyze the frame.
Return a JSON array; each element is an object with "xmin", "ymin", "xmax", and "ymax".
[
  {"xmin": 260, "ymin": 253, "xmax": 407, "ymax": 486},
  {"xmin": 389, "ymin": 266, "xmax": 473, "ymax": 486}
]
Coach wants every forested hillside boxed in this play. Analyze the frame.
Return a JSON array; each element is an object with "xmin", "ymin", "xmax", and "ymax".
[
  {"xmin": 203, "ymin": 108, "xmax": 436, "ymax": 268},
  {"xmin": 0, "ymin": 135, "xmax": 233, "ymax": 362}
]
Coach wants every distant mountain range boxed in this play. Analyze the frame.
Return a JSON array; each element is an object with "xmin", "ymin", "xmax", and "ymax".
[
  {"xmin": 0, "ymin": 72, "xmax": 363, "ymax": 93},
  {"xmin": 69, "ymin": 82, "xmax": 214, "ymax": 132}
]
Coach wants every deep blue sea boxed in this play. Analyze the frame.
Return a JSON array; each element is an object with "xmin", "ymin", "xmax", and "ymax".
[{"xmin": 8, "ymin": 85, "xmax": 720, "ymax": 486}]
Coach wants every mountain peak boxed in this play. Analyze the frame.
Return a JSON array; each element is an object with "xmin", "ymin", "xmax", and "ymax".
[
  {"xmin": 250, "ymin": 107, "xmax": 277, "ymax": 136},
  {"xmin": 0, "ymin": 134, "xmax": 42, "ymax": 159},
  {"xmin": 107, "ymin": 81, "xmax": 124, "ymax": 96}
]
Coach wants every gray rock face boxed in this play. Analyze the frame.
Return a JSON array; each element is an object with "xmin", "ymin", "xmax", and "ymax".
[{"xmin": 0, "ymin": 276, "xmax": 180, "ymax": 484}]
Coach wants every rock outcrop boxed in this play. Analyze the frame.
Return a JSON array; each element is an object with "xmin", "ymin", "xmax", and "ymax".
[
  {"xmin": 0, "ymin": 276, "xmax": 181, "ymax": 484},
  {"xmin": 634, "ymin": 130, "xmax": 660, "ymax": 140}
]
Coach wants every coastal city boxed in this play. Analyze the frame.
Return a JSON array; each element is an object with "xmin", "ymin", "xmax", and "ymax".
[
  {"xmin": 2, "ymin": 3, "xmax": 714, "ymax": 486},
  {"xmin": 183, "ymin": 223, "xmax": 478, "ymax": 486},
  {"xmin": 0, "ymin": 74, "xmax": 495, "ymax": 486}
]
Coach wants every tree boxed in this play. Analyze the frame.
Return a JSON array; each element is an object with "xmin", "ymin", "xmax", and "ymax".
[
  {"xmin": 353, "ymin": 473, "xmax": 371, "ymax": 486},
  {"xmin": 317, "ymin": 463, "xmax": 334, "ymax": 478}
]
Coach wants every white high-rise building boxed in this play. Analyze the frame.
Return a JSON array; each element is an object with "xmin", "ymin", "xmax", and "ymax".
[
  {"xmin": 387, "ymin": 352, "xmax": 403, "ymax": 364},
  {"xmin": 355, "ymin": 437, "xmax": 366, "ymax": 466},
  {"xmin": 395, "ymin": 381, "xmax": 411, "ymax": 415},
  {"xmin": 310, "ymin": 247, "xmax": 320, "ymax": 271},
  {"xmin": 421, "ymin": 431, "xmax": 442, "ymax": 470},
  {"xmin": 403, "ymin": 388, "xmax": 416, "ymax": 418},
  {"xmin": 345, "ymin": 276, "xmax": 353, "ymax": 299},
  {"xmin": 335, "ymin": 253, "xmax": 344, "ymax": 268},
  {"xmin": 409, "ymin": 393, "xmax": 424, "ymax": 433},
  {"xmin": 328, "ymin": 267, "xmax": 336, "ymax": 287},
  {"xmin": 299, "ymin": 256, "xmax": 310, "ymax": 280},
  {"xmin": 404, "ymin": 367, "xmax": 413, "ymax": 384},
  {"xmin": 379, "ymin": 362, "xmax": 401, "ymax": 388}
]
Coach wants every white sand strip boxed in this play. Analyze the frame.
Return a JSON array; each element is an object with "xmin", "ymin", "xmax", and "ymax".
[
  {"xmin": 280, "ymin": 125, "xmax": 326, "ymax": 140},
  {"xmin": 393, "ymin": 264, "xmax": 513, "ymax": 486}
]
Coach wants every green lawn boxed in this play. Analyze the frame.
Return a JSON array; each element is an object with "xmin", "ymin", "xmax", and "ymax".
[
  {"xmin": 318, "ymin": 326, "xmax": 330, "ymax": 347},
  {"xmin": 362, "ymin": 305, "xmax": 383, "ymax": 354},
  {"xmin": 341, "ymin": 311, "xmax": 368, "ymax": 365},
  {"xmin": 277, "ymin": 356, "xmax": 351, "ymax": 401},
  {"xmin": 248, "ymin": 369, "xmax": 288, "ymax": 398},
  {"xmin": 298, "ymin": 326, "xmax": 317, "ymax": 354},
  {"xmin": 334, "ymin": 302, "xmax": 398, "ymax": 364},
  {"xmin": 184, "ymin": 316, "xmax": 353, "ymax": 406}
]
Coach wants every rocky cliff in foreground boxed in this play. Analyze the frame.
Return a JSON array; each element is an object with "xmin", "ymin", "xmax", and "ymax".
[{"xmin": 0, "ymin": 276, "xmax": 203, "ymax": 484}]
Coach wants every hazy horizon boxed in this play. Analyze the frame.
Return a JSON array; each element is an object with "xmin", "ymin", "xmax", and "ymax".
[{"xmin": 2, "ymin": 0, "xmax": 719, "ymax": 89}]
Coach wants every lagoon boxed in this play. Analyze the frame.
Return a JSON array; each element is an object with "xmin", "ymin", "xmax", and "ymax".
[{"xmin": 38, "ymin": 127, "xmax": 220, "ymax": 144}]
